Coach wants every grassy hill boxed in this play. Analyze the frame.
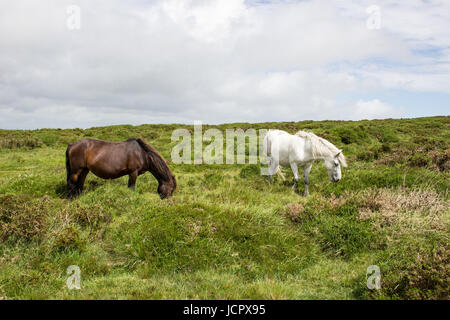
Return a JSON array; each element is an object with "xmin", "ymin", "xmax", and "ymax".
[{"xmin": 0, "ymin": 116, "xmax": 449, "ymax": 300}]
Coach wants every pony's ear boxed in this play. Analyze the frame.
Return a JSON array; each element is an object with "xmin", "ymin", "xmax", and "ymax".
[{"xmin": 335, "ymin": 149, "xmax": 348, "ymax": 167}]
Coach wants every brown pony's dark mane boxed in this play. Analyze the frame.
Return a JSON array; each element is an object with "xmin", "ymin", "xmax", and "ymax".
[{"xmin": 131, "ymin": 138, "xmax": 176, "ymax": 188}]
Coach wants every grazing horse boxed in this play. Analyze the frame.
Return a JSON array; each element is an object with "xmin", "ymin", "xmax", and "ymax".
[
  {"xmin": 263, "ymin": 130, "xmax": 347, "ymax": 196},
  {"xmin": 66, "ymin": 138, "xmax": 176, "ymax": 199}
]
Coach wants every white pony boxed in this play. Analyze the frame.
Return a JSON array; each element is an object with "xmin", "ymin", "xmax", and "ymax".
[{"xmin": 263, "ymin": 130, "xmax": 347, "ymax": 196}]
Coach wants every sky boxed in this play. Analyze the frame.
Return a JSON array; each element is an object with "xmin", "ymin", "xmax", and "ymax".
[{"xmin": 0, "ymin": 0, "xmax": 449, "ymax": 129}]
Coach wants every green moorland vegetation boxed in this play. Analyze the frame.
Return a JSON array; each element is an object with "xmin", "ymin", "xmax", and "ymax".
[{"xmin": 0, "ymin": 116, "xmax": 449, "ymax": 300}]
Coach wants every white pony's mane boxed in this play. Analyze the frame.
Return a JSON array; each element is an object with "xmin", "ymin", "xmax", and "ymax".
[{"xmin": 295, "ymin": 131, "xmax": 347, "ymax": 167}]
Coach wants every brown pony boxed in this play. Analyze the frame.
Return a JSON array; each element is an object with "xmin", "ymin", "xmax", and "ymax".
[{"xmin": 66, "ymin": 138, "xmax": 176, "ymax": 199}]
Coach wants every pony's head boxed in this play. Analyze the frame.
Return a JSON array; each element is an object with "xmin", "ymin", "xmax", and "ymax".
[
  {"xmin": 134, "ymin": 138, "xmax": 177, "ymax": 199},
  {"xmin": 158, "ymin": 174, "xmax": 177, "ymax": 199},
  {"xmin": 324, "ymin": 150, "xmax": 346, "ymax": 183}
]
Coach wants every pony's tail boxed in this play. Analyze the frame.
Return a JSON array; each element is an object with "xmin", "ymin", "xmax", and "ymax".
[
  {"xmin": 276, "ymin": 166, "xmax": 285, "ymax": 180},
  {"xmin": 65, "ymin": 144, "xmax": 72, "ymax": 182}
]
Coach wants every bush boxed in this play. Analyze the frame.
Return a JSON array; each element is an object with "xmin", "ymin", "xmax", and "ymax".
[
  {"xmin": 0, "ymin": 195, "xmax": 48, "ymax": 242},
  {"xmin": 375, "ymin": 147, "xmax": 410, "ymax": 166},
  {"xmin": 54, "ymin": 225, "xmax": 84, "ymax": 251},
  {"xmin": 35, "ymin": 131, "xmax": 59, "ymax": 146},
  {"xmin": 357, "ymin": 187, "xmax": 449, "ymax": 299},
  {"xmin": 429, "ymin": 149, "xmax": 450, "ymax": 172},
  {"xmin": 408, "ymin": 153, "xmax": 432, "ymax": 168},
  {"xmin": 378, "ymin": 130, "xmax": 399, "ymax": 143},
  {"xmin": 71, "ymin": 203, "xmax": 112, "ymax": 230},
  {"xmin": 357, "ymin": 150, "xmax": 376, "ymax": 161},
  {"xmin": 335, "ymin": 126, "xmax": 369, "ymax": 145},
  {"xmin": 281, "ymin": 202, "xmax": 307, "ymax": 223},
  {"xmin": 0, "ymin": 135, "xmax": 43, "ymax": 149},
  {"xmin": 375, "ymin": 244, "xmax": 449, "ymax": 300}
]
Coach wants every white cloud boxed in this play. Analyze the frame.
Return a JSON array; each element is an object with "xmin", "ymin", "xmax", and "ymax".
[
  {"xmin": 353, "ymin": 99, "xmax": 402, "ymax": 120},
  {"xmin": 0, "ymin": 0, "xmax": 449, "ymax": 129},
  {"xmin": 159, "ymin": 0, "xmax": 251, "ymax": 43}
]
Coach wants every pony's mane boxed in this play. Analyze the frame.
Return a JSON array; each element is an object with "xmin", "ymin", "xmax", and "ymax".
[
  {"xmin": 129, "ymin": 138, "xmax": 177, "ymax": 187},
  {"xmin": 295, "ymin": 131, "xmax": 347, "ymax": 167}
]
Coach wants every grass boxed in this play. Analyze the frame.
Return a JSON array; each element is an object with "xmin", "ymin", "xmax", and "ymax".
[{"xmin": 0, "ymin": 116, "xmax": 449, "ymax": 300}]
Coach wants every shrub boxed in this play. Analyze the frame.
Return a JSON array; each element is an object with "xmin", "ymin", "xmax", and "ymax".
[
  {"xmin": 335, "ymin": 126, "xmax": 369, "ymax": 145},
  {"xmin": 358, "ymin": 187, "xmax": 447, "ymax": 219},
  {"xmin": 408, "ymin": 153, "xmax": 432, "ymax": 168},
  {"xmin": 357, "ymin": 145, "xmax": 390, "ymax": 161},
  {"xmin": 35, "ymin": 132, "xmax": 59, "ymax": 146},
  {"xmin": 281, "ymin": 203, "xmax": 306, "ymax": 223},
  {"xmin": 429, "ymin": 149, "xmax": 450, "ymax": 172},
  {"xmin": 357, "ymin": 150, "xmax": 375, "ymax": 161},
  {"xmin": 399, "ymin": 246, "xmax": 450, "ymax": 299},
  {"xmin": 375, "ymin": 244, "xmax": 450, "ymax": 300},
  {"xmin": 357, "ymin": 187, "xmax": 449, "ymax": 299},
  {"xmin": 71, "ymin": 203, "xmax": 112, "ymax": 230},
  {"xmin": 375, "ymin": 147, "xmax": 410, "ymax": 166},
  {"xmin": 379, "ymin": 130, "xmax": 399, "ymax": 143},
  {"xmin": 0, "ymin": 135, "xmax": 43, "ymax": 149},
  {"xmin": 54, "ymin": 225, "xmax": 84, "ymax": 251},
  {"xmin": 0, "ymin": 195, "xmax": 48, "ymax": 242}
]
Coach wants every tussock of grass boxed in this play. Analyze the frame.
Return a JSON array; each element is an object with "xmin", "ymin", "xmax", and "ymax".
[
  {"xmin": 355, "ymin": 187, "xmax": 449, "ymax": 299},
  {"xmin": 0, "ymin": 195, "xmax": 48, "ymax": 242}
]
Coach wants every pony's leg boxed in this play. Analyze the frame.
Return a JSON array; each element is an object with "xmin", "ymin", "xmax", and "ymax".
[
  {"xmin": 76, "ymin": 168, "xmax": 89, "ymax": 195},
  {"xmin": 267, "ymin": 158, "xmax": 278, "ymax": 184},
  {"xmin": 67, "ymin": 174, "xmax": 77, "ymax": 199},
  {"xmin": 128, "ymin": 171, "xmax": 138, "ymax": 191},
  {"xmin": 290, "ymin": 162, "xmax": 299, "ymax": 190},
  {"xmin": 303, "ymin": 161, "xmax": 313, "ymax": 196},
  {"xmin": 67, "ymin": 168, "xmax": 83, "ymax": 199}
]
